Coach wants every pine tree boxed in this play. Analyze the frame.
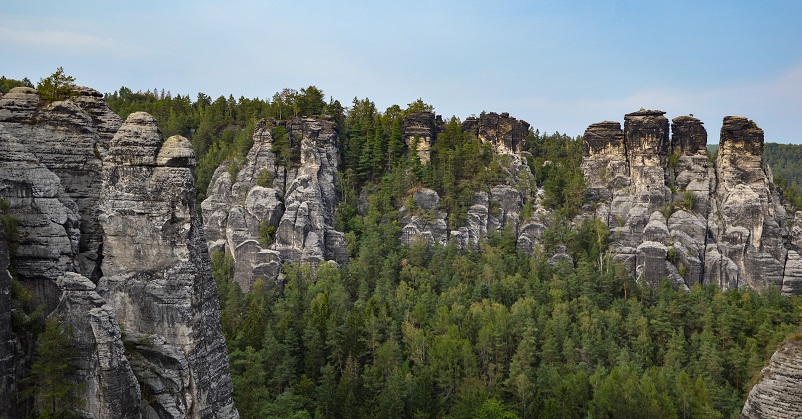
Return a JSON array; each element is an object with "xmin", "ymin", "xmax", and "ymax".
[{"xmin": 24, "ymin": 318, "xmax": 83, "ymax": 418}]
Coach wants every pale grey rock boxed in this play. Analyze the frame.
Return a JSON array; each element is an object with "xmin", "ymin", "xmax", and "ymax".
[
  {"xmin": 413, "ymin": 188, "xmax": 440, "ymax": 211},
  {"xmin": 0, "ymin": 89, "xmax": 107, "ymax": 280},
  {"xmin": 98, "ymin": 112, "xmax": 238, "ymax": 418},
  {"xmin": 202, "ymin": 117, "xmax": 347, "ymax": 291},
  {"xmin": 791, "ymin": 212, "xmax": 802, "ymax": 252},
  {"xmin": 0, "ymin": 87, "xmax": 39, "ymax": 122},
  {"xmin": 71, "ymin": 87, "xmax": 123, "ymax": 152},
  {"xmin": 0, "ymin": 124, "xmax": 79, "ymax": 309},
  {"xmin": 781, "ymin": 251, "xmax": 802, "ymax": 295},
  {"xmin": 517, "ymin": 221, "xmax": 547, "ymax": 255},
  {"xmin": 53, "ymin": 272, "xmax": 141, "ymax": 419},
  {"xmin": 548, "ymin": 245, "xmax": 573, "ymax": 266},
  {"xmin": 742, "ymin": 336, "xmax": 802, "ymax": 418},
  {"xmin": 462, "ymin": 111, "xmax": 529, "ymax": 155},
  {"xmin": 581, "ymin": 111, "xmax": 802, "ymax": 294}
]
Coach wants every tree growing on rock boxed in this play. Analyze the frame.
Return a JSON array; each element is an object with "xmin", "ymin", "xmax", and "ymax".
[
  {"xmin": 22, "ymin": 318, "xmax": 83, "ymax": 418},
  {"xmin": 36, "ymin": 67, "xmax": 76, "ymax": 102}
]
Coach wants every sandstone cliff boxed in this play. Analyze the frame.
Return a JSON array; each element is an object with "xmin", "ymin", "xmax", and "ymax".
[
  {"xmin": 0, "ymin": 227, "xmax": 15, "ymax": 417},
  {"xmin": 581, "ymin": 111, "xmax": 801, "ymax": 293},
  {"xmin": 98, "ymin": 112, "xmax": 237, "ymax": 418},
  {"xmin": 400, "ymin": 112, "xmax": 545, "ymax": 252},
  {"xmin": 0, "ymin": 88, "xmax": 237, "ymax": 418},
  {"xmin": 742, "ymin": 335, "xmax": 802, "ymax": 418},
  {"xmin": 202, "ymin": 117, "xmax": 348, "ymax": 291}
]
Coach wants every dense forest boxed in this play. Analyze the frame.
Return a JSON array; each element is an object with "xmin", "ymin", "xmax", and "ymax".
[{"xmin": 3, "ymin": 76, "xmax": 802, "ymax": 417}]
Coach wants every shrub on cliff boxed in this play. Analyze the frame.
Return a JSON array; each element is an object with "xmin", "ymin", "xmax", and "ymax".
[{"xmin": 36, "ymin": 67, "xmax": 76, "ymax": 102}]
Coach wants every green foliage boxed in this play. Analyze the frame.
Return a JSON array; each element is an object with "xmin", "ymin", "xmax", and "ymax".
[
  {"xmin": 681, "ymin": 190, "xmax": 697, "ymax": 210},
  {"xmin": 257, "ymin": 169, "xmax": 274, "ymax": 188},
  {"xmin": 215, "ymin": 210, "xmax": 798, "ymax": 417},
  {"xmin": 524, "ymin": 131, "xmax": 586, "ymax": 217},
  {"xmin": 1, "ymin": 198, "xmax": 19, "ymax": 257},
  {"xmin": 0, "ymin": 75, "xmax": 33, "ymax": 94},
  {"xmin": 659, "ymin": 203, "xmax": 676, "ymax": 219},
  {"xmin": 259, "ymin": 221, "xmax": 277, "ymax": 248},
  {"xmin": 22, "ymin": 318, "xmax": 84, "ymax": 418},
  {"xmin": 36, "ymin": 67, "xmax": 76, "ymax": 102}
]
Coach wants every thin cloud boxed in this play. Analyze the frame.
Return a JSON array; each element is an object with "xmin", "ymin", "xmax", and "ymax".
[{"xmin": 0, "ymin": 26, "xmax": 113, "ymax": 51}]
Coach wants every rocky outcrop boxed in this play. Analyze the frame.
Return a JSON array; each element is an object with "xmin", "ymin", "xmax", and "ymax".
[
  {"xmin": 0, "ymin": 88, "xmax": 237, "ymax": 417},
  {"xmin": 53, "ymin": 272, "xmax": 141, "ymax": 418},
  {"xmin": 741, "ymin": 335, "xmax": 802, "ymax": 418},
  {"xmin": 582, "ymin": 111, "xmax": 800, "ymax": 293},
  {"xmin": 0, "ymin": 86, "xmax": 116, "ymax": 281},
  {"xmin": 462, "ymin": 112, "xmax": 530, "ymax": 154},
  {"xmin": 398, "ymin": 112, "xmax": 545, "ymax": 252},
  {"xmin": 98, "ymin": 112, "xmax": 237, "ymax": 418},
  {"xmin": 0, "ymin": 123, "xmax": 80, "ymax": 308},
  {"xmin": 403, "ymin": 111, "xmax": 442, "ymax": 164},
  {"xmin": 202, "ymin": 117, "xmax": 348, "ymax": 292},
  {"xmin": 708, "ymin": 116, "xmax": 788, "ymax": 291}
]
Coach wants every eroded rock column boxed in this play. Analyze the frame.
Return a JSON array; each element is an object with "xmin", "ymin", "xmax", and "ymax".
[{"xmin": 98, "ymin": 112, "xmax": 237, "ymax": 418}]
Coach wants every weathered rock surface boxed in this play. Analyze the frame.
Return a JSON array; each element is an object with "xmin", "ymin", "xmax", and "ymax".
[
  {"xmin": 1, "ymin": 89, "xmax": 237, "ymax": 417},
  {"xmin": 99, "ymin": 112, "xmax": 237, "ymax": 418},
  {"xmin": 462, "ymin": 111, "xmax": 530, "ymax": 154},
  {"xmin": 53, "ymin": 272, "xmax": 141, "ymax": 418},
  {"xmin": 403, "ymin": 111, "xmax": 442, "ymax": 164},
  {"xmin": 0, "ymin": 123, "xmax": 79, "ymax": 309},
  {"xmin": 0, "ymin": 86, "xmax": 118, "ymax": 281},
  {"xmin": 398, "ymin": 112, "xmax": 545, "ymax": 253},
  {"xmin": 582, "ymin": 111, "xmax": 800, "ymax": 294},
  {"xmin": 0, "ymin": 227, "xmax": 16, "ymax": 419},
  {"xmin": 202, "ymin": 117, "xmax": 348, "ymax": 292},
  {"xmin": 742, "ymin": 335, "xmax": 802, "ymax": 418}
]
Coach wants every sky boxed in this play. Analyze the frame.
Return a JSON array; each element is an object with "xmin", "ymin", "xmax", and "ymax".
[{"xmin": 2, "ymin": 0, "xmax": 801, "ymax": 142}]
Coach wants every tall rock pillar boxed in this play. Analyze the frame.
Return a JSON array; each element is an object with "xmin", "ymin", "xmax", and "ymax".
[{"xmin": 98, "ymin": 112, "xmax": 238, "ymax": 418}]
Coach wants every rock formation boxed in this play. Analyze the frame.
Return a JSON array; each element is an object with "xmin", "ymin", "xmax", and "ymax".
[
  {"xmin": 53, "ymin": 272, "xmax": 141, "ymax": 418},
  {"xmin": 0, "ymin": 227, "xmax": 16, "ymax": 418},
  {"xmin": 399, "ymin": 112, "xmax": 545, "ymax": 252},
  {"xmin": 462, "ymin": 111, "xmax": 530, "ymax": 154},
  {"xmin": 98, "ymin": 112, "xmax": 237, "ymax": 418},
  {"xmin": 0, "ymin": 89, "xmax": 238, "ymax": 418},
  {"xmin": 202, "ymin": 117, "xmax": 348, "ymax": 291},
  {"xmin": 403, "ymin": 111, "xmax": 442, "ymax": 164},
  {"xmin": 0, "ymin": 86, "xmax": 113, "ymax": 283},
  {"xmin": 741, "ymin": 335, "xmax": 802, "ymax": 418},
  {"xmin": 582, "ymin": 111, "xmax": 801, "ymax": 293}
]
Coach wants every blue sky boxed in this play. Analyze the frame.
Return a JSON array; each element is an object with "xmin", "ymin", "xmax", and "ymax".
[{"xmin": 2, "ymin": 0, "xmax": 800, "ymax": 142}]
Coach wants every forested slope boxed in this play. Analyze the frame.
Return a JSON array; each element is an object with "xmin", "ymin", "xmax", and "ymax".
[{"xmin": 94, "ymin": 84, "xmax": 802, "ymax": 417}]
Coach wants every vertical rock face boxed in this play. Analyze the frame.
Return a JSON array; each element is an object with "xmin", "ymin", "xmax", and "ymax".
[
  {"xmin": 741, "ymin": 336, "xmax": 802, "ymax": 418},
  {"xmin": 53, "ymin": 272, "xmax": 141, "ymax": 418},
  {"xmin": 462, "ymin": 111, "xmax": 530, "ymax": 154},
  {"xmin": 0, "ymin": 123, "xmax": 80, "ymax": 308},
  {"xmin": 0, "ymin": 86, "xmax": 117, "ymax": 281},
  {"xmin": 581, "ymin": 111, "xmax": 801, "ymax": 294},
  {"xmin": 202, "ymin": 117, "xmax": 348, "ymax": 292},
  {"xmin": 403, "ymin": 111, "xmax": 441, "ymax": 164},
  {"xmin": 1, "ymin": 88, "xmax": 237, "ymax": 418},
  {"xmin": 709, "ymin": 116, "xmax": 788, "ymax": 291},
  {"xmin": 99, "ymin": 112, "xmax": 237, "ymax": 418},
  {"xmin": 0, "ymin": 228, "xmax": 16, "ymax": 419}
]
